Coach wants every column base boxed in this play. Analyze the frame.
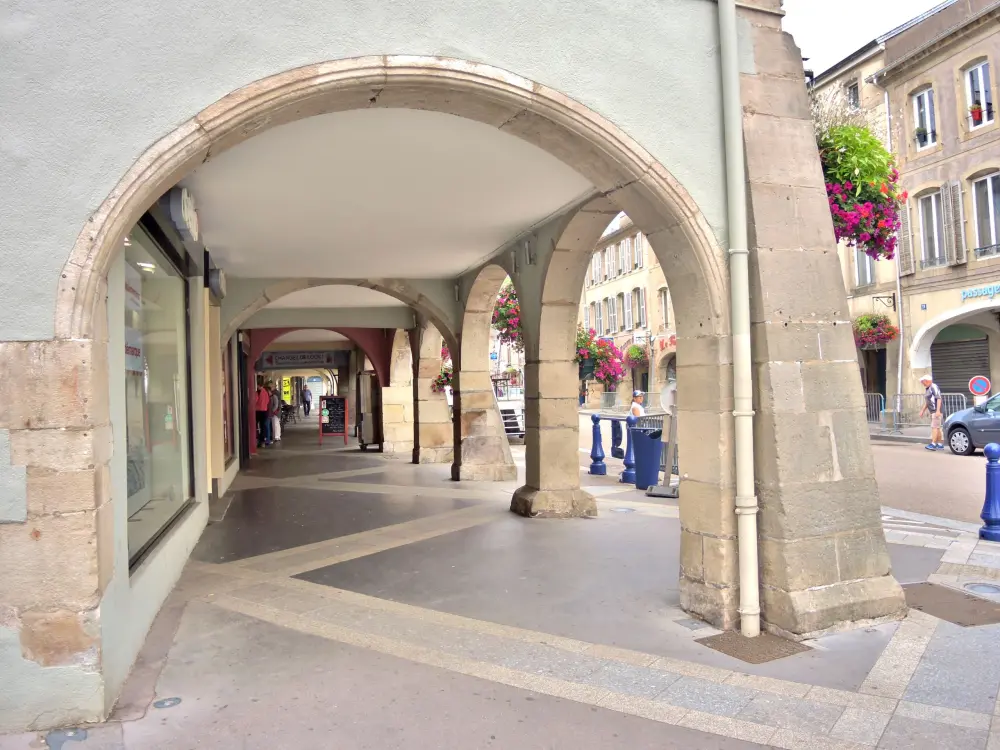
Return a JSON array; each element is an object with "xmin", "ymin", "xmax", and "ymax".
[
  {"xmin": 460, "ymin": 463, "xmax": 517, "ymax": 481},
  {"xmin": 460, "ymin": 435, "xmax": 516, "ymax": 481},
  {"xmin": 510, "ymin": 486, "xmax": 597, "ymax": 518},
  {"xmin": 679, "ymin": 577, "xmax": 740, "ymax": 631},
  {"xmin": 762, "ymin": 574, "xmax": 906, "ymax": 640},
  {"xmin": 417, "ymin": 447, "xmax": 454, "ymax": 464}
]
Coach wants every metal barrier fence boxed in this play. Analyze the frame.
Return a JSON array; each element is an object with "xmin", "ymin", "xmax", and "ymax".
[
  {"xmin": 875, "ymin": 392, "xmax": 968, "ymax": 434},
  {"xmin": 863, "ymin": 393, "xmax": 885, "ymax": 425}
]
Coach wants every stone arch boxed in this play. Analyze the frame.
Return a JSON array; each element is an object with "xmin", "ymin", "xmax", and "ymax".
[
  {"xmin": 456, "ymin": 263, "xmax": 517, "ymax": 481},
  {"xmin": 55, "ymin": 56, "xmax": 724, "ymax": 347},
  {"xmin": 414, "ymin": 320, "xmax": 454, "ymax": 464},
  {"xmin": 381, "ymin": 329, "xmax": 416, "ymax": 458},
  {"xmin": 221, "ymin": 279, "xmax": 459, "ymax": 356}
]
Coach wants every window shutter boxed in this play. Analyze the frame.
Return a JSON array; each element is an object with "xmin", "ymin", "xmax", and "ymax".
[
  {"xmin": 951, "ymin": 181, "xmax": 967, "ymax": 264},
  {"xmin": 624, "ymin": 291, "xmax": 633, "ymax": 329},
  {"xmin": 638, "ymin": 288, "xmax": 647, "ymax": 328},
  {"xmin": 584, "ymin": 306, "xmax": 590, "ymax": 330},
  {"xmin": 898, "ymin": 203, "xmax": 915, "ymax": 276},
  {"xmin": 942, "ymin": 186, "xmax": 957, "ymax": 265}
]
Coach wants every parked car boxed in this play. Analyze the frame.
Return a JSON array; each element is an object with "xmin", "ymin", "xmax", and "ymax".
[{"xmin": 944, "ymin": 395, "xmax": 1000, "ymax": 455}]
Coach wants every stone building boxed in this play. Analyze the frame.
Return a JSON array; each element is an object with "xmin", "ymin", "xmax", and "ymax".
[
  {"xmin": 578, "ymin": 212, "xmax": 677, "ymax": 402},
  {"xmin": 0, "ymin": 0, "xmax": 905, "ymax": 732},
  {"xmin": 813, "ymin": 0, "xmax": 1000, "ymax": 409}
]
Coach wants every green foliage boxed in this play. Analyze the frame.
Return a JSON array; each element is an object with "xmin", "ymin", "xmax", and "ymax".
[{"xmin": 818, "ymin": 125, "xmax": 894, "ymax": 196}]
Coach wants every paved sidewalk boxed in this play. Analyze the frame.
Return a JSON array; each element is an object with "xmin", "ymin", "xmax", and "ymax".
[{"xmin": 7, "ymin": 430, "xmax": 1000, "ymax": 749}]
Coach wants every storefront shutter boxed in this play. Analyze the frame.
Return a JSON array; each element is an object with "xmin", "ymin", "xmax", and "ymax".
[
  {"xmin": 950, "ymin": 181, "xmax": 967, "ymax": 264},
  {"xmin": 930, "ymin": 338, "xmax": 990, "ymax": 399},
  {"xmin": 897, "ymin": 203, "xmax": 915, "ymax": 275},
  {"xmin": 942, "ymin": 186, "xmax": 957, "ymax": 265}
]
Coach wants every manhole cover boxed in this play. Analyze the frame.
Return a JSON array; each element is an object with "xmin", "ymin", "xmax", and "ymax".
[
  {"xmin": 903, "ymin": 582, "xmax": 1000, "ymax": 626},
  {"xmin": 965, "ymin": 583, "xmax": 1000, "ymax": 596},
  {"xmin": 610, "ymin": 507, "xmax": 636, "ymax": 513},
  {"xmin": 153, "ymin": 697, "xmax": 182, "ymax": 709}
]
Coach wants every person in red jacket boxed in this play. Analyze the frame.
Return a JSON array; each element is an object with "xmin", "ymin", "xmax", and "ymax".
[{"xmin": 255, "ymin": 383, "xmax": 272, "ymax": 447}]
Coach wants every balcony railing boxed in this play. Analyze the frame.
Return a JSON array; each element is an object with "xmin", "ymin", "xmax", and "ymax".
[
  {"xmin": 914, "ymin": 129, "xmax": 937, "ymax": 148},
  {"xmin": 975, "ymin": 243, "xmax": 1000, "ymax": 260},
  {"xmin": 920, "ymin": 256, "xmax": 947, "ymax": 270}
]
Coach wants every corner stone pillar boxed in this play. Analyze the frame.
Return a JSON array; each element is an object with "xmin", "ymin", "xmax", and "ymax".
[
  {"xmin": 455, "ymin": 367, "xmax": 516, "ymax": 481},
  {"xmin": 728, "ymin": 11, "xmax": 905, "ymax": 636},
  {"xmin": 511, "ymin": 303, "xmax": 596, "ymax": 518},
  {"xmin": 414, "ymin": 324, "xmax": 453, "ymax": 464},
  {"xmin": 381, "ymin": 330, "xmax": 414, "ymax": 458}
]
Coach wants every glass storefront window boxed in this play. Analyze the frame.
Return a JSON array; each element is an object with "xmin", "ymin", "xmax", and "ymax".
[{"xmin": 124, "ymin": 226, "xmax": 191, "ymax": 563}]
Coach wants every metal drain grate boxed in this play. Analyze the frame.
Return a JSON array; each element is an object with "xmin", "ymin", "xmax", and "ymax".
[
  {"xmin": 696, "ymin": 631, "xmax": 811, "ymax": 664},
  {"xmin": 903, "ymin": 582, "xmax": 1000, "ymax": 627}
]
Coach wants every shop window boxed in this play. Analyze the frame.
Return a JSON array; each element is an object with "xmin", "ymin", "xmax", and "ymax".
[
  {"xmin": 919, "ymin": 192, "xmax": 946, "ymax": 268},
  {"xmin": 966, "ymin": 61, "xmax": 994, "ymax": 130},
  {"xmin": 912, "ymin": 88, "xmax": 937, "ymax": 149},
  {"xmin": 973, "ymin": 172, "xmax": 1000, "ymax": 257},
  {"xmin": 124, "ymin": 226, "xmax": 192, "ymax": 564}
]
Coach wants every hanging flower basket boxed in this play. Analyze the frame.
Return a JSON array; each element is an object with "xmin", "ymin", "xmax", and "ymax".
[
  {"xmin": 492, "ymin": 282, "xmax": 523, "ymax": 351},
  {"xmin": 623, "ymin": 344, "xmax": 648, "ymax": 370},
  {"xmin": 853, "ymin": 313, "xmax": 898, "ymax": 349},
  {"xmin": 431, "ymin": 365, "xmax": 453, "ymax": 393},
  {"xmin": 574, "ymin": 327, "xmax": 625, "ymax": 389}
]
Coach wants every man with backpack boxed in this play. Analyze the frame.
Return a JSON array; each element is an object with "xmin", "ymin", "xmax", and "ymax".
[{"xmin": 918, "ymin": 374, "xmax": 944, "ymax": 451}]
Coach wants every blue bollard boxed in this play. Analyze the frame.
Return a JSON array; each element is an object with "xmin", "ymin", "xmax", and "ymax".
[
  {"xmin": 620, "ymin": 414, "xmax": 637, "ymax": 484},
  {"xmin": 589, "ymin": 414, "xmax": 607, "ymax": 476},
  {"xmin": 981, "ymin": 443, "xmax": 1000, "ymax": 541},
  {"xmin": 610, "ymin": 419, "xmax": 625, "ymax": 459}
]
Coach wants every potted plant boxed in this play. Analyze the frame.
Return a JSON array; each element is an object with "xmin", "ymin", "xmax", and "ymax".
[
  {"xmin": 431, "ymin": 364, "xmax": 453, "ymax": 393},
  {"xmin": 852, "ymin": 313, "xmax": 899, "ymax": 350},
  {"xmin": 491, "ymin": 281, "xmax": 523, "ymax": 351},
  {"xmin": 623, "ymin": 343, "xmax": 648, "ymax": 370},
  {"xmin": 575, "ymin": 326, "xmax": 598, "ymax": 380},
  {"xmin": 970, "ymin": 103, "xmax": 984, "ymax": 125},
  {"xmin": 914, "ymin": 126, "xmax": 928, "ymax": 146}
]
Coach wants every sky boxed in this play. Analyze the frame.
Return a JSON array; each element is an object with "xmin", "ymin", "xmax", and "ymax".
[{"xmin": 782, "ymin": 0, "xmax": 951, "ymax": 76}]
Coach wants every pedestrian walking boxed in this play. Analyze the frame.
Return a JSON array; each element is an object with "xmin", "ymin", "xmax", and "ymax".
[
  {"xmin": 302, "ymin": 385, "xmax": 312, "ymax": 416},
  {"xmin": 255, "ymin": 382, "xmax": 271, "ymax": 447},
  {"xmin": 270, "ymin": 383, "xmax": 282, "ymax": 442},
  {"xmin": 919, "ymin": 374, "xmax": 944, "ymax": 451}
]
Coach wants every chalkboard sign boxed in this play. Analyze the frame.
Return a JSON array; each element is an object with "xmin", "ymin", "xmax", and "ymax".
[{"xmin": 318, "ymin": 395, "xmax": 348, "ymax": 445}]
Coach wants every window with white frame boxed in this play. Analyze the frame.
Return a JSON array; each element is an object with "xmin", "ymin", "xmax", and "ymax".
[
  {"xmin": 634, "ymin": 287, "xmax": 647, "ymax": 328},
  {"xmin": 595, "ymin": 299, "xmax": 603, "ymax": 333},
  {"xmin": 605, "ymin": 248, "xmax": 614, "ymax": 279},
  {"xmin": 966, "ymin": 61, "xmax": 994, "ymax": 129},
  {"xmin": 624, "ymin": 290, "xmax": 634, "ymax": 329},
  {"xmin": 633, "ymin": 234, "xmax": 644, "ymax": 269},
  {"xmin": 621, "ymin": 237, "xmax": 631, "ymax": 273},
  {"xmin": 847, "ymin": 82, "xmax": 860, "ymax": 110},
  {"xmin": 658, "ymin": 287, "xmax": 669, "ymax": 329},
  {"xmin": 583, "ymin": 305, "xmax": 590, "ymax": 330},
  {"xmin": 919, "ymin": 192, "xmax": 946, "ymax": 267},
  {"xmin": 606, "ymin": 296, "xmax": 617, "ymax": 332},
  {"xmin": 854, "ymin": 246, "xmax": 875, "ymax": 287},
  {"xmin": 912, "ymin": 88, "xmax": 937, "ymax": 149},
  {"xmin": 973, "ymin": 172, "xmax": 1000, "ymax": 252},
  {"xmin": 589, "ymin": 302, "xmax": 596, "ymax": 330},
  {"xmin": 590, "ymin": 254, "xmax": 600, "ymax": 285},
  {"xmin": 616, "ymin": 293, "xmax": 626, "ymax": 331}
]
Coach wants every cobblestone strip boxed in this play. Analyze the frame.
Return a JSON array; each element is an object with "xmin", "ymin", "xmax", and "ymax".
[{"xmin": 858, "ymin": 610, "xmax": 938, "ymax": 700}]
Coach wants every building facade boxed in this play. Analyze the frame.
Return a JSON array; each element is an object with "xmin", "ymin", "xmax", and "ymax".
[
  {"xmin": 578, "ymin": 212, "xmax": 677, "ymax": 402},
  {"xmin": 815, "ymin": 0, "xmax": 1000, "ymax": 409}
]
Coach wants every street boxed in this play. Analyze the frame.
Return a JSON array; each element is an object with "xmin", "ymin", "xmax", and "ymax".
[{"xmin": 871, "ymin": 440, "xmax": 986, "ymax": 525}]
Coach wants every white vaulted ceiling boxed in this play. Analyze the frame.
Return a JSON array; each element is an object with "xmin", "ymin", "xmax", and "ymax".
[
  {"xmin": 182, "ymin": 108, "xmax": 593, "ymax": 279},
  {"xmin": 269, "ymin": 330, "xmax": 349, "ymax": 344},
  {"xmin": 265, "ymin": 286, "xmax": 407, "ymax": 309}
]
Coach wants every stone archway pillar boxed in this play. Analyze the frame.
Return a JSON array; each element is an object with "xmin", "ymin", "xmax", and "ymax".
[
  {"xmin": 414, "ymin": 323, "xmax": 453, "ymax": 464},
  {"xmin": 381, "ymin": 329, "xmax": 414, "ymax": 458},
  {"xmin": 455, "ymin": 363, "xmax": 517, "ymax": 481}
]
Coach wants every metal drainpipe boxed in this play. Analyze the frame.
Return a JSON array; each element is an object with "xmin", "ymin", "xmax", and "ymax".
[{"xmin": 718, "ymin": 0, "xmax": 761, "ymax": 638}]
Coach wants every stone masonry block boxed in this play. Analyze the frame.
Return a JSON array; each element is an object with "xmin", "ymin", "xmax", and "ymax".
[
  {"xmin": 25, "ymin": 467, "xmax": 101, "ymax": 516},
  {"xmin": 758, "ymin": 477, "xmax": 883, "ymax": 540},
  {"xmin": 675, "ymin": 410, "xmax": 734, "ymax": 487},
  {"xmin": 675, "ymin": 363, "xmax": 734, "ymax": 413},
  {"xmin": 740, "ymin": 73, "xmax": 812, "ymax": 121},
  {"xmin": 835, "ymin": 528, "xmax": 894, "ymax": 583},
  {"xmin": 747, "ymin": 183, "xmax": 837, "ymax": 252},
  {"xmin": 679, "ymin": 529, "xmax": 704, "ymax": 581},
  {"xmin": 749, "ymin": 248, "xmax": 848, "ymax": 323},
  {"xmin": 702, "ymin": 536, "xmax": 740, "ymax": 588},
  {"xmin": 762, "ymin": 575, "xmax": 905, "ymax": 638},
  {"xmin": 744, "ymin": 114, "xmax": 826, "ymax": 191},
  {"xmin": 760, "ymin": 535, "xmax": 840, "ymax": 591},
  {"xmin": 675, "ymin": 334, "xmax": 733, "ymax": 368},
  {"xmin": 801, "ymin": 361, "xmax": 870, "ymax": 413},
  {"xmin": 678, "ymin": 481, "xmax": 737, "ymax": 538},
  {"xmin": 0, "ymin": 430, "xmax": 26, "ymax": 522},
  {"xmin": 537, "ymin": 303, "xmax": 579, "ymax": 361},
  {"xmin": 510, "ymin": 486, "xmax": 596, "ymax": 518},
  {"xmin": 526, "ymin": 397, "xmax": 580, "ymax": 430},
  {"xmin": 750, "ymin": 26, "xmax": 809, "ymax": 81},
  {"xmin": 457, "ymin": 369, "xmax": 492, "ymax": 392},
  {"xmin": 10, "ymin": 426, "xmax": 112, "ymax": 472},
  {"xmin": 419, "ymin": 422, "xmax": 452, "ymax": 448},
  {"xmin": 679, "ymin": 577, "xmax": 740, "ymax": 631},
  {"xmin": 0, "ymin": 511, "xmax": 98, "ymax": 610},
  {"xmin": 382, "ymin": 404, "xmax": 407, "ymax": 424},
  {"xmin": 19, "ymin": 609, "xmax": 99, "ymax": 668},
  {"xmin": 755, "ymin": 361, "xmax": 807, "ymax": 413},
  {"xmin": 750, "ymin": 321, "xmax": 857, "ymax": 365},
  {"xmin": 533, "ymin": 360, "xmax": 579, "ymax": 400},
  {"xmin": 526, "ymin": 427, "xmax": 581, "ymax": 491},
  {"xmin": 0, "ymin": 340, "xmax": 108, "ymax": 431}
]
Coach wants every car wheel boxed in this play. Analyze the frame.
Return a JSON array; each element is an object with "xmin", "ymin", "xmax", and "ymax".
[{"xmin": 948, "ymin": 427, "xmax": 975, "ymax": 456}]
